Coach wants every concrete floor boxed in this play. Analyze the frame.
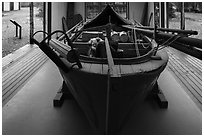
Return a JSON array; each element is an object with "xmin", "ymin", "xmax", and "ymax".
[{"xmin": 2, "ymin": 60, "xmax": 202, "ymax": 135}]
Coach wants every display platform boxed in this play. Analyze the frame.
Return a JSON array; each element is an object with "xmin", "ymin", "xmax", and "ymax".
[{"xmin": 2, "ymin": 60, "xmax": 202, "ymax": 135}]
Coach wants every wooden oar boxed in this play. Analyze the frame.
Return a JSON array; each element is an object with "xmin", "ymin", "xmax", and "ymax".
[
  {"xmin": 122, "ymin": 25, "xmax": 202, "ymax": 49},
  {"xmin": 136, "ymin": 26, "xmax": 198, "ymax": 35}
]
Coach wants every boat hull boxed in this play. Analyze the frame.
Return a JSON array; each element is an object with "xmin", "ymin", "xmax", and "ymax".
[{"xmin": 59, "ymin": 50, "xmax": 168, "ymax": 133}]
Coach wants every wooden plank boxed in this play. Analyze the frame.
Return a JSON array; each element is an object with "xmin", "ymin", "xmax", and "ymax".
[
  {"xmin": 169, "ymin": 61, "xmax": 202, "ymax": 97},
  {"xmin": 167, "ymin": 48, "xmax": 202, "ymax": 76},
  {"xmin": 119, "ymin": 64, "xmax": 134, "ymax": 75},
  {"xmin": 2, "ymin": 50, "xmax": 42, "ymax": 85},
  {"xmin": 167, "ymin": 65, "xmax": 202, "ymax": 110},
  {"xmin": 169, "ymin": 46, "xmax": 201, "ymax": 68},
  {"xmin": 113, "ymin": 64, "xmax": 121, "ymax": 76},
  {"xmin": 168, "ymin": 48, "xmax": 202, "ymax": 72},
  {"xmin": 168, "ymin": 53, "xmax": 202, "ymax": 88},
  {"xmin": 2, "ymin": 45, "xmax": 36, "ymax": 71},
  {"xmin": 166, "ymin": 49, "xmax": 202, "ymax": 81},
  {"xmin": 169, "ymin": 59, "xmax": 202, "ymax": 97},
  {"xmin": 168, "ymin": 61, "xmax": 202, "ymax": 103},
  {"xmin": 3, "ymin": 50, "xmax": 43, "ymax": 85},
  {"xmin": 3, "ymin": 53, "xmax": 45, "ymax": 94},
  {"xmin": 3, "ymin": 54, "xmax": 48, "ymax": 105},
  {"xmin": 2, "ymin": 48, "xmax": 40, "ymax": 80},
  {"xmin": 169, "ymin": 53, "xmax": 202, "ymax": 91},
  {"xmin": 131, "ymin": 61, "xmax": 159, "ymax": 73},
  {"xmin": 168, "ymin": 50, "xmax": 202, "ymax": 82},
  {"xmin": 168, "ymin": 65, "xmax": 202, "ymax": 108},
  {"xmin": 187, "ymin": 55, "xmax": 202, "ymax": 66},
  {"xmin": 131, "ymin": 63, "xmax": 144, "ymax": 73},
  {"xmin": 185, "ymin": 57, "xmax": 202, "ymax": 72},
  {"xmin": 102, "ymin": 64, "xmax": 109, "ymax": 75},
  {"xmin": 170, "ymin": 54, "xmax": 202, "ymax": 88},
  {"xmin": 3, "ymin": 53, "xmax": 48, "ymax": 97},
  {"xmin": 168, "ymin": 65, "xmax": 202, "ymax": 104},
  {"xmin": 89, "ymin": 63, "xmax": 103, "ymax": 74},
  {"xmin": 81, "ymin": 62, "xmax": 91, "ymax": 72},
  {"xmin": 168, "ymin": 65, "xmax": 202, "ymax": 101}
]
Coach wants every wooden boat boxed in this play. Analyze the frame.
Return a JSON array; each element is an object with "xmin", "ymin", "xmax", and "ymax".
[{"xmin": 31, "ymin": 5, "xmax": 169, "ymax": 134}]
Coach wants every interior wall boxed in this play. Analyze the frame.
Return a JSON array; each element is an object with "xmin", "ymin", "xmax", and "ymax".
[
  {"xmin": 147, "ymin": 2, "xmax": 154, "ymax": 27},
  {"xmin": 128, "ymin": 2, "xmax": 146, "ymax": 24},
  {"xmin": 51, "ymin": 2, "xmax": 67, "ymax": 33},
  {"xmin": 74, "ymin": 2, "xmax": 85, "ymax": 20}
]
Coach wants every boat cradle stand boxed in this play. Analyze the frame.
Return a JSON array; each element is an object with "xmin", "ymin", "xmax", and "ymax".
[
  {"xmin": 152, "ymin": 82, "xmax": 168, "ymax": 108},
  {"xmin": 53, "ymin": 81, "xmax": 74, "ymax": 107},
  {"xmin": 53, "ymin": 80, "xmax": 168, "ymax": 109}
]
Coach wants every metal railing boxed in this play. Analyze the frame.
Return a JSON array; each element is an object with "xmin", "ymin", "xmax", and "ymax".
[{"xmin": 10, "ymin": 19, "xmax": 22, "ymax": 39}]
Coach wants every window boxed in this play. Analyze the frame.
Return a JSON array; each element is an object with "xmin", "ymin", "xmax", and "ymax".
[
  {"xmin": 154, "ymin": 2, "xmax": 202, "ymax": 39},
  {"xmin": 154, "ymin": 2, "xmax": 160, "ymax": 27},
  {"xmin": 167, "ymin": 2, "xmax": 202, "ymax": 39},
  {"xmin": 168, "ymin": 2, "xmax": 181, "ymax": 30},
  {"xmin": 85, "ymin": 2, "xmax": 128, "ymax": 20},
  {"xmin": 184, "ymin": 2, "xmax": 202, "ymax": 39}
]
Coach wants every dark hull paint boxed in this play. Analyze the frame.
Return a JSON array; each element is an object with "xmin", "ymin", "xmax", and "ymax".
[{"xmin": 59, "ymin": 50, "xmax": 168, "ymax": 133}]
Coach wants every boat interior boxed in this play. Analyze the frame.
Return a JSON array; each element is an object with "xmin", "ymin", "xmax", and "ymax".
[{"xmin": 2, "ymin": 2, "xmax": 202, "ymax": 135}]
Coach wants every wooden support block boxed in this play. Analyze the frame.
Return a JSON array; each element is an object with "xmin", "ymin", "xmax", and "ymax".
[
  {"xmin": 152, "ymin": 82, "xmax": 168, "ymax": 109},
  {"xmin": 53, "ymin": 92, "xmax": 64, "ymax": 107},
  {"xmin": 156, "ymin": 92, "xmax": 168, "ymax": 109},
  {"xmin": 53, "ymin": 81, "xmax": 74, "ymax": 107}
]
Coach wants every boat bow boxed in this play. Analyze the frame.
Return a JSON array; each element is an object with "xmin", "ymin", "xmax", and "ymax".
[{"xmin": 83, "ymin": 5, "xmax": 132, "ymax": 30}]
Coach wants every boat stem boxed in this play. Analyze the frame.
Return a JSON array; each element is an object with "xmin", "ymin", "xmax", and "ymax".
[{"xmin": 105, "ymin": 71, "xmax": 111, "ymax": 134}]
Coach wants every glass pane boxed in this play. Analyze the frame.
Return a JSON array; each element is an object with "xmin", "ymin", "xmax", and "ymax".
[
  {"xmin": 185, "ymin": 2, "xmax": 202, "ymax": 39},
  {"xmin": 2, "ymin": 2, "xmax": 44, "ymax": 57},
  {"xmin": 34, "ymin": 2, "xmax": 44, "ymax": 41},
  {"xmin": 86, "ymin": 2, "xmax": 127, "ymax": 19},
  {"xmin": 86, "ymin": 3, "xmax": 100, "ymax": 19},
  {"xmin": 154, "ymin": 2, "xmax": 160, "ymax": 27},
  {"xmin": 168, "ymin": 2, "xmax": 181, "ymax": 29}
]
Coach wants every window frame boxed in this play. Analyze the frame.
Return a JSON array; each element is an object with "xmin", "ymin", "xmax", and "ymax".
[{"xmin": 85, "ymin": 2, "xmax": 129, "ymax": 20}]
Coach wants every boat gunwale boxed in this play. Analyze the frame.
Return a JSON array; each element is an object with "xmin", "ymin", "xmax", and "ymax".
[
  {"xmin": 51, "ymin": 37, "xmax": 156, "ymax": 65},
  {"xmin": 62, "ymin": 57, "xmax": 168, "ymax": 77},
  {"xmin": 78, "ymin": 48, "xmax": 154, "ymax": 65}
]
